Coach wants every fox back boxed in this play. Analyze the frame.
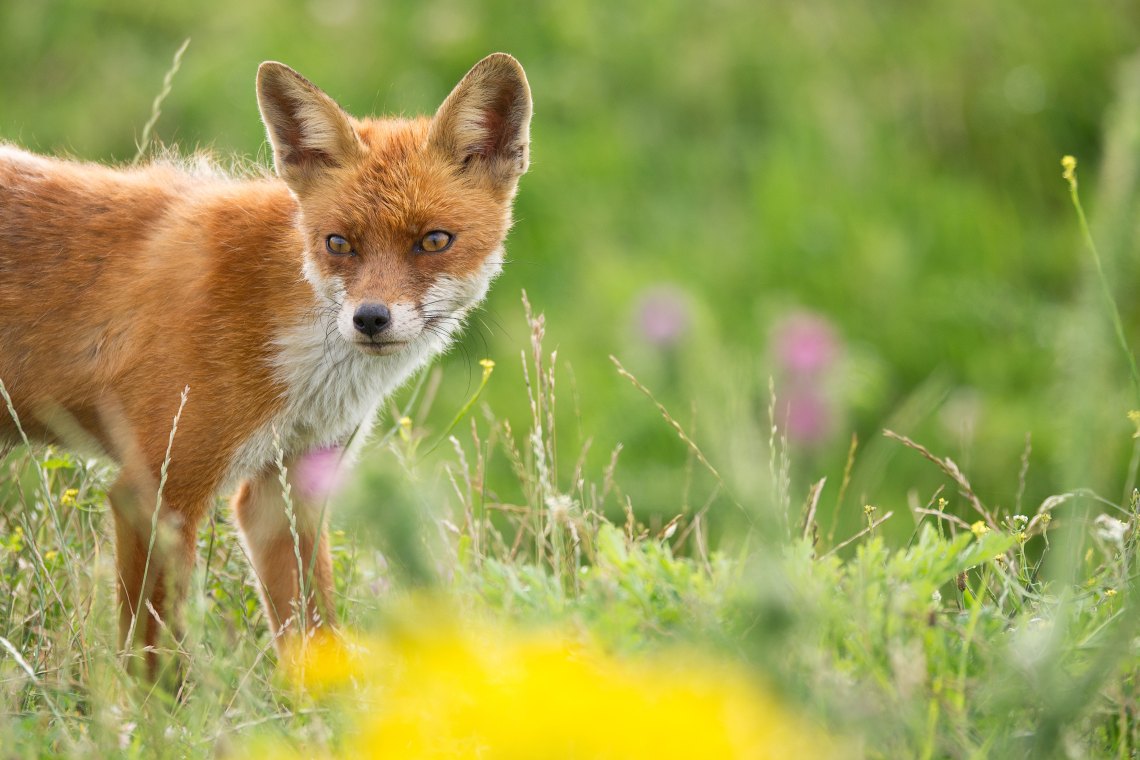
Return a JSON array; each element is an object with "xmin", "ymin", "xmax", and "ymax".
[{"xmin": 0, "ymin": 54, "xmax": 531, "ymax": 666}]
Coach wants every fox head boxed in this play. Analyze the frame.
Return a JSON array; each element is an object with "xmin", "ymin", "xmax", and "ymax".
[{"xmin": 255, "ymin": 54, "xmax": 531, "ymax": 356}]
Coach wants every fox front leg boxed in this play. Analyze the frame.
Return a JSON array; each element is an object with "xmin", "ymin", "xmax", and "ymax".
[{"xmin": 232, "ymin": 460, "xmax": 336, "ymax": 648}]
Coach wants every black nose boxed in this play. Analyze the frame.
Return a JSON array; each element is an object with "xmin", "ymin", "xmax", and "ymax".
[{"xmin": 353, "ymin": 303, "xmax": 391, "ymax": 337}]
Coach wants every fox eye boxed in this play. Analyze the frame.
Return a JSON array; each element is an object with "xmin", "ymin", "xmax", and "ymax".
[
  {"xmin": 417, "ymin": 230, "xmax": 454, "ymax": 253},
  {"xmin": 326, "ymin": 234, "xmax": 355, "ymax": 255}
]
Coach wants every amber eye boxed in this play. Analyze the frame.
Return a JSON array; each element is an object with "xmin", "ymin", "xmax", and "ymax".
[
  {"xmin": 418, "ymin": 230, "xmax": 454, "ymax": 253},
  {"xmin": 326, "ymin": 234, "xmax": 355, "ymax": 255}
]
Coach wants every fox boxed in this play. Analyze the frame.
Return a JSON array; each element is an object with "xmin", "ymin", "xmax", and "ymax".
[{"xmin": 0, "ymin": 53, "xmax": 531, "ymax": 669}]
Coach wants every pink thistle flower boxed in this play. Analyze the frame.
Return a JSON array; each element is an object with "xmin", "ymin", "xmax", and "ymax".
[
  {"xmin": 635, "ymin": 285, "xmax": 691, "ymax": 349},
  {"xmin": 771, "ymin": 312, "xmax": 839, "ymax": 377},
  {"xmin": 769, "ymin": 311, "xmax": 844, "ymax": 447},
  {"xmin": 294, "ymin": 446, "xmax": 347, "ymax": 502},
  {"xmin": 779, "ymin": 389, "xmax": 833, "ymax": 447}
]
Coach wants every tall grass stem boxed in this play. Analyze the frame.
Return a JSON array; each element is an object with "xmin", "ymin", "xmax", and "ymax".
[
  {"xmin": 133, "ymin": 38, "xmax": 190, "ymax": 164},
  {"xmin": 1063, "ymin": 155, "xmax": 1140, "ymax": 408}
]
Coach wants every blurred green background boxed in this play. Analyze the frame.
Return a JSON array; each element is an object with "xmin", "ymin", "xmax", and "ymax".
[{"xmin": 4, "ymin": 0, "xmax": 1140, "ymax": 540}]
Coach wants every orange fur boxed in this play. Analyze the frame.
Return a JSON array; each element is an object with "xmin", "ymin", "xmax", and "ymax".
[{"xmin": 0, "ymin": 54, "xmax": 531, "ymax": 673}]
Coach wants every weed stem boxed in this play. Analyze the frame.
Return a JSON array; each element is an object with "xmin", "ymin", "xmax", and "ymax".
[{"xmin": 1063, "ymin": 155, "xmax": 1140, "ymax": 407}]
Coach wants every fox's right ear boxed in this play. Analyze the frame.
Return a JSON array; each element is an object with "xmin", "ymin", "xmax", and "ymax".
[{"xmin": 256, "ymin": 62, "xmax": 362, "ymax": 192}]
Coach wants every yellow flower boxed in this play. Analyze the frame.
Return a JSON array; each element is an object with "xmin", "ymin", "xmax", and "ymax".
[
  {"xmin": 1105, "ymin": 588, "xmax": 1118, "ymax": 598},
  {"xmin": 1129, "ymin": 410, "xmax": 1140, "ymax": 439},
  {"xmin": 1061, "ymin": 155, "xmax": 1077, "ymax": 185},
  {"xmin": 970, "ymin": 520, "xmax": 989, "ymax": 539},
  {"xmin": 6, "ymin": 525, "xmax": 24, "ymax": 554},
  {"xmin": 279, "ymin": 608, "xmax": 841, "ymax": 759},
  {"xmin": 60, "ymin": 488, "xmax": 79, "ymax": 507},
  {"xmin": 281, "ymin": 630, "xmax": 368, "ymax": 696}
]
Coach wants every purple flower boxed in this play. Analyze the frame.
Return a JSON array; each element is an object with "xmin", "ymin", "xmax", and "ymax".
[
  {"xmin": 294, "ymin": 446, "xmax": 346, "ymax": 502},
  {"xmin": 771, "ymin": 312, "xmax": 838, "ymax": 377},
  {"xmin": 635, "ymin": 285, "xmax": 691, "ymax": 349},
  {"xmin": 779, "ymin": 389, "xmax": 833, "ymax": 446},
  {"xmin": 769, "ymin": 311, "xmax": 844, "ymax": 447}
]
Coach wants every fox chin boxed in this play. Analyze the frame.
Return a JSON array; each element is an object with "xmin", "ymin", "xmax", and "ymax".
[{"xmin": 0, "ymin": 53, "xmax": 531, "ymax": 674}]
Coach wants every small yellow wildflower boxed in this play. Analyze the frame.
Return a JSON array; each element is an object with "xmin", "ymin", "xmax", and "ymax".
[
  {"xmin": 1105, "ymin": 588, "xmax": 1118, "ymax": 598},
  {"xmin": 60, "ymin": 488, "xmax": 79, "ymax": 507},
  {"xmin": 1061, "ymin": 155, "xmax": 1077, "ymax": 185},
  {"xmin": 478, "ymin": 358, "xmax": 495, "ymax": 370},
  {"xmin": 863, "ymin": 504, "xmax": 876, "ymax": 516},
  {"xmin": 6, "ymin": 525, "xmax": 24, "ymax": 554},
  {"xmin": 1130, "ymin": 411, "xmax": 1140, "ymax": 439},
  {"xmin": 970, "ymin": 520, "xmax": 989, "ymax": 539}
]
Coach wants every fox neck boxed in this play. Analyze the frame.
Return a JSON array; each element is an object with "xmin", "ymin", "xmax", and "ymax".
[{"xmin": 224, "ymin": 319, "xmax": 424, "ymax": 487}]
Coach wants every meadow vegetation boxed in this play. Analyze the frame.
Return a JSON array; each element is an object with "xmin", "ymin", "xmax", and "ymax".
[
  {"xmin": 3, "ymin": 0, "xmax": 1140, "ymax": 757},
  {"xmin": 2, "ymin": 291, "xmax": 1139, "ymax": 757}
]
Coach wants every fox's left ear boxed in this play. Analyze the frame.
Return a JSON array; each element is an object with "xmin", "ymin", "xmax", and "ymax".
[
  {"xmin": 429, "ymin": 53, "xmax": 532, "ymax": 188},
  {"xmin": 256, "ymin": 62, "xmax": 363, "ymax": 192}
]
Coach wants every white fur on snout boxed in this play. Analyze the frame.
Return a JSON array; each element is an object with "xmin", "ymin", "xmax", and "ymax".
[
  {"xmin": 336, "ymin": 246, "xmax": 504, "ymax": 349},
  {"xmin": 225, "ymin": 247, "xmax": 505, "ymax": 486},
  {"xmin": 335, "ymin": 301, "xmax": 423, "ymax": 344}
]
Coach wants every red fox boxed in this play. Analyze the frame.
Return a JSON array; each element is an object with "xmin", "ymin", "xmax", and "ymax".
[{"xmin": 0, "ymin": 54, "xmax": 531, "ymax": 667}]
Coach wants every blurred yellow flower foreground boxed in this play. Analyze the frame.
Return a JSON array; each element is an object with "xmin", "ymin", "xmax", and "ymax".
[{"xmin": 272, "ymin": 612, "xmax": 839, "ymax": 760}]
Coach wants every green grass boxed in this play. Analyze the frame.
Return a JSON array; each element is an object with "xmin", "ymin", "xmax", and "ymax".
[{"xmin": 1, "ymin": 297, "xmax": 1139, "ymax": 757}]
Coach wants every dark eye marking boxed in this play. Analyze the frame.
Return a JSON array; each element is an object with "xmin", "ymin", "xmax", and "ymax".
[
  {"xmin": 326, "ymin": 234, "xmax": 355, "ymax": 256},
  {"xmin": 415, "ymin": 230, "xmax": 454, "ymax": 254}
]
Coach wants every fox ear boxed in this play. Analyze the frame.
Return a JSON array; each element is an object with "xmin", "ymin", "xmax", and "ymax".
[
  {"xmin": 429, "ymin": 53, "xmax": 532, "ymax": 186},
  {"xmin": 256, "ymin": 62, "xmax": 362, "ymax": 190}
]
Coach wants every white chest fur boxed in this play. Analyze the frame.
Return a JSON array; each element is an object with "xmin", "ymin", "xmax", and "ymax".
[{"xmin": 223, "ymin": 316, "xmax": 434, "ymax": 487}]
